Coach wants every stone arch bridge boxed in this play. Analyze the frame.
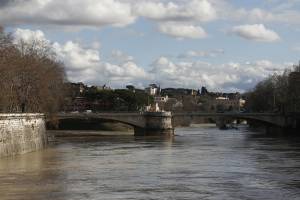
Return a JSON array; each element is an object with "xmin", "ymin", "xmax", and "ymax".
[{"xmin": 52, "ymin": 112, "xmax": 298, "ymax": 136}]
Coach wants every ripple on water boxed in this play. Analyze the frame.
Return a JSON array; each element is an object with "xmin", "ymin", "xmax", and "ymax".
[{"xmin": 0, "ymin": 126, "xmax": 300, "ymax": 200}]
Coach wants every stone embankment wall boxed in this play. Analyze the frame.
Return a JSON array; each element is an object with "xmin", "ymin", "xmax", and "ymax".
[{"xmin": 0, "ymin": 114, "xmax": 47, "ymax": 157}]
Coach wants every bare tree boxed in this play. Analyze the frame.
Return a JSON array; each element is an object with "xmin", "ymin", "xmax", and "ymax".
[
  {"xmin": 245, "ymin": 62, "xmax": 300, "ymax": 113},
  {"xmin": 0, "ymin": 27, "xmax": 66, "ymax": 115}
]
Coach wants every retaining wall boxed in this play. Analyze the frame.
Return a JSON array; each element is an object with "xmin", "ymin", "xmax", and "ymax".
[{"xmin": 0, "ymin": 114, "xmax": 47, "ymax": 157}]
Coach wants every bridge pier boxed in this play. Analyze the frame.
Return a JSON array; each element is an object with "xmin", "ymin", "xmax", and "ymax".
[
  {"xmin": 215, "ymin": 117, "xmax": 234, "ymax": 129},
  {"xmin": 134, "ymin": 112, "xmax": 174, "ymax": 136}
]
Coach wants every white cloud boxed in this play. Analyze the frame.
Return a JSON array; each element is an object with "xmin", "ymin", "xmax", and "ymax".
[
  {"xmin": 14, "ymin": 28, "xmax": 46, "ymax": 43},
  {"xmin": 231, "ymin": 24, "xmax": 280, "ymax": 42},
  {"xmin": 54, "ymin": 43, "xmax": 149, "ymax": 87},
  {"xmin": 0, "ymin": 0, "xmax": 217, "ymax": 29},
  {"xmin": 231, "ymin": 8, "xmax": 275, "ymax": 23},
  {"xmin": 110, "ymin": 50, "xmax": 134, "ymax": 64},
  {"xmin": 150, "ymin": 56, "xmax": 289, "ymax": 92},
  {"xmin": 292, "ymin": 45, "xmax": 300, "ymax": 52},
  {"xmin": 158, "ymin": 22, "xmax": 207, "ymax": 39},
  {"xmin": 91, "ymin": 41, "xmax": 101, "ymax": 50},
  {"xmin": 178, "ymin": 49, "xmax": 224, "ymax": 58},
  {"xmin": 0, "ymin": 0, "xmax": 136, "ymax": 28},
  {"xmin": 12, "ymin": 28, "xmax": 292, "ymax": 92},
  {"xmin": 12, "ymin": 28, "xmax": 149, "ymax": 88},
  {"xmin": 229, "ymin": 6, "xmax": 300, "ymax": 26},
  {"xmin": 133, "ymin": 0, "xmax": 216, "ymax": 39},
  {"xmin": 13, "ymin": 28, "xmax": 52, "ymax": 53},
  {"xmin": 53, "ymin": 41, "xmax": 101, "ymax": 70},
  {"xmin": 133, "ymin": 0, "xmax": 217, "ymax": 23},
  {"xmin": 0, "ymin": 0, "xmax": 218, "ymax": 39},
  {"xmin": 2, "ymin": 0, "xmax": 300, "ymax": 39}
]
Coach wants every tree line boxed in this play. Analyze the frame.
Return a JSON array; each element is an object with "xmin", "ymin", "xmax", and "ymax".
[
  {"xmin": 71, "ymin": 86, "xmax": 154, "ymax": 112},
  {"xmin": 245, "ymin": 63, "xmax": 300, "ymax": 113},
  {"xmin": 0, "ymin": 27, "xmax": 66, "ymax": 114}
]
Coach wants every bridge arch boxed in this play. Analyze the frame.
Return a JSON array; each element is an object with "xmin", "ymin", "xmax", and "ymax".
[
  {"xmin": 48, "ymin": 113, "xmax": 146, "ymax": 130},
  {"xmin": 172, "ymin": 113, "xmax": 288, "ymax": 128},
  {"xmin": 223, "ymin": 114, "xmax": 287, "ymax": 127}
]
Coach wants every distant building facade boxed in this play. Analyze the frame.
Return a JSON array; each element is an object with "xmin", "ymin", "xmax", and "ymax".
[
  {"xmin": 211, "ymin": 96, "xmax": 245, "ymax": 112},
  {"xmin": 145, "ymin": 84, "xmax": 160, "ymax": 96}
]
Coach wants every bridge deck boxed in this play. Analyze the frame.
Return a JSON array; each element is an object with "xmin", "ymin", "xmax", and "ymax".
[{"xmin": 52, "ymin": 112, "xmax": 298, "ymax": 128}]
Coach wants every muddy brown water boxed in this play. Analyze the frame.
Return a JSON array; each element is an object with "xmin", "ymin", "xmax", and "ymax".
[{"xmin": 1, "ymin": 125, "xmax": 300, "ymax": 200}]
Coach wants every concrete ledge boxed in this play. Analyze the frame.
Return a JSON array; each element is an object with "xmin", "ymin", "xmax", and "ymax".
[{"xmin": 0, "ymin": 113, "xmax": 45, "ymax": 120}]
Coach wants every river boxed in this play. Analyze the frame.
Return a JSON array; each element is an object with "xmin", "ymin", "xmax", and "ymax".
[{"xmin": 0, "ymin": 125, "xmax": 300, "ymax": 200}]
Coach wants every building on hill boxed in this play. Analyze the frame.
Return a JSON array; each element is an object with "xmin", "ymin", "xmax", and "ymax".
[
  {"xmin": 209, "ymin": 96, "xmax": 245, "ymax": 112},
  {"xmin": 145, "ymin": 84, "xmax": 160, "ymax": 96}
]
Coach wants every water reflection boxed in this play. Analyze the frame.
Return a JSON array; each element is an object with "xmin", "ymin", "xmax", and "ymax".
[
  {"xmin": 0, "ymin": 148, "xmax": 68, "ymax": 200},
  {"xmin": 0, "ymin": 127, "xmax": 300, "ymax": 200}
]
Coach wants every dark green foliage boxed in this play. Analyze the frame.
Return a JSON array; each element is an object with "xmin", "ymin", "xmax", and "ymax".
[{"xmin": 84, "ymin": 89, "xmax": 153, "ymax": 112}]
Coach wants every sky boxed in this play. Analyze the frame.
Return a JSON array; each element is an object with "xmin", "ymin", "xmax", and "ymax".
[{"xmin": 1, "ymin": 0, "xmax": 300, "ymax": 92}]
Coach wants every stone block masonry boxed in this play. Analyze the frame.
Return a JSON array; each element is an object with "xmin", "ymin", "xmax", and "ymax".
[
  {"xmin": 0, "ymin": 114, "xmax": 47, "ymax": 157},
  {"xmin": 134, "ymin": 112, "xmax": 174, "ymax": 136}
]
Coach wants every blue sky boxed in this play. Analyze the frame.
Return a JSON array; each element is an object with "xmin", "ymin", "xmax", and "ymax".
[{"xmin": 1, "ymin": 0, "xmax": 300, "ymax": 92}]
